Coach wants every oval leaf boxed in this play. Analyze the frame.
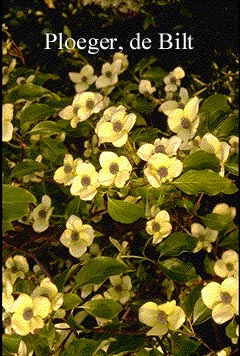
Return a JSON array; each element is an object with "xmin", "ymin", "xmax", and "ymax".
[
  {"xmin": 62, "ymin": 293, "xmax": 81, "ymax": 311},
  {"xmin": 81, "ymin": 299, "xmax": 122, "ymax": 319},
  {"xmin": 183, "ymin": 150, "xmax": 221, "ymax": 173},
  {"xmin": 107, "ymin": 197, "xmax": 145, "ymax": 224},
  {"xmin": 158, "ymin": 258, "xmax": 198, "ymax": 284},
  {"xmin": 200, "ymin": 213, "xmax": 233, "ymax": 230},
  {"xmin": 157, "ymin": 232, "xmax": 197, "ymax": 257},
  {"xmin": 75, "ymin": 257, "xmax": 129, "ymax": 288},
  {"xmin": 29, "ymin": 121, "xmax": 63, "ymax": 136},
  {"xmin": 10, "ymin": 160, "xmax": 48, "ymax": 178},
  {"xmin": 172, "ymin": 169, "xmax": 238, "ymax": 196},
  {"xmin": 6, "ymin": 83, "xmax": 60, "ymax": 103},
  {"xmin": 193, "ymin": 297, "xmax": 212, "ymax": 325}
]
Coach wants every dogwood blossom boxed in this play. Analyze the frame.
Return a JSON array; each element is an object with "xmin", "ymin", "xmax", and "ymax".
[
  {"xmin": 11, "ymin": 294, "xmax": 51, "ymax": 336},
  {"xmin": 30, "ymin": 195, "xmax": 54, "ymax": 232},
  {"xmin": 69, "ymin": 64, "xmax": 97, "ymax": 93},
  {"xmin": 60, "ymin": 215, "xmax": 95, "ymax": 258},
  {"xmin": 163, "ymin": 66, "xmax": 185, "ymax": 93},
  {"xmin": 104, "ymin": 275, "xmax": 133, "ymax": 304},
  {"xmin": 144, "ymin": 152, "xmax": 183, "ymax": 187},
  {"xmin": 212, "ymin": 203, "xmax": 236, "ymax": 220},
  {"xmin": 160, "ymin": 87, "xmax": 189, "ymax": 116},
  {"xmin": 137, "ymin": 136, "xmax": 182, "ymax": 161},
  {"xmin": 31, "ymin": 278, "xmax": 64, "ymax": 311},
  {"xmin": 95, "ymin": 105, "xmax": 136, "ymax": 147},
  {"xmin": 4, "ymin": 255, "xmax": 29, "ymax": 284},
  {"xmin": 95, "ymin": 60, "xmax": 122, "ymax": 89},
  {"xmin": 228, "ymin": 135, "xmax": 239, "ymax": 154},
  {"xmin": 70, "ymin": 162, "xmax": 99, "ymax": 200},
  {"xmin": 138, "ymin": 79, "xmax": 156, "ymax": 96},
  {"xmin": 167, "ymin": 96, "xmax": 200, "ymax": 144},
  {"xmin": 201, "ymin": 277, "xmax": 238, "ymax": 324},
  {"xmin": 113, "ymin": 52, "xmax": 129, "ymax": 73},
  {"xmin": 54, "ymin": 154, "xmax": 82, "ymax": 186},
  {"xmin": 2, "ymin": 103, "xmax": 14, "ymax": 142},
  {"xmin": 214, "ymin": 250, "xmax": 238, "ymax": 279},
  {"xmin": 191, "ymin": 223, "xmax": 218, "ymax": 253},
  {"xmin": 98, "ymin": 151, "xmax": 132, "ymax": 187},
  {"xmin": 2, "ymin": 58, "xmax": 16, "ymax": 85},
  {"xmin": 146, "ymin": 210, "xmax": 172, "ymax": 244},
  {"xmin": 139, "ymin": 300, "xmax": 185, "ymax": 337}
]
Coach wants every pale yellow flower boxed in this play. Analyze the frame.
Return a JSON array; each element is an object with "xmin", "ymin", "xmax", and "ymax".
[
  {"xmin": 191, "ymin": 223, "xmax": 218, "ymax": 253},
  {"xmin": 31, "ymin": 195, "xmax": 54, "ymax": 232},
  {"xmin": 160, "ymin": 87, "xmax": 189, "ymax": 116},
  {"xmin": 98, "ymin": 151, "xmax": 132, "ymax": 188},
  {"xmin": 70, "ymin": 162, "xmax": 99, "ymax": 200},
  {"xmin": 144, "ymin": 152, "xmax": 183, "ymax": 188},
  {"xmin": 11, "ymin": 294, "xmax": 51, "ymax": 336},
  {"xmin": 146, "ymin": 210, "xmax": 172, "ymax": 244},
  {"xmin": 139, "ymin": 300, "xmax": 185, "ymax": 337},
  {"xmin": 167, "ymin": 96, "xmax": 200, "ymax": 143},
  {"xmin": 69, "ymin": 64, "xmax": 97, "ymax": 93},
  {"xmin": 163, "ymin": 66, "xmax": 185, "ymax": 93},
  {"xmin": 138, "ymin": 79, "xmax": 156, "ymax": 96},
  {"xmin": 137, "ymin": 136, "xmax": 182, "ymax": 161},
  {"xmin": 60, "ymin": 215, "xmax": 95, "ymax": 258},
  {"xmin": 2, "ymin": 103, "xmax": 14, "ymax": 142},
  {"xmin": 54, "ymin": 154, "xmax": 82, "ymax": 186},
  {"xmin": 16, "ymin": 74, "xmax": 35, "ymax": 85},
  {"xmin": 32, "ymin": 278, "xmax": 63, "ymax": 311},
  {"xmin": 212, "ymin": 203, "xmax": 236, "ymax": 220},
  {"xmin": 113, "ymin": 52, "xmax": 129, "ymax": 73},
  {"xmin": 214, "ymin": 250, "xmax": 238, "ymax": 279},
  {"xmin": 95, "ymin": 60, "xmax": 122, "ymax": 89},
  {"xmin": 5, "ymin": 255, "xmax": 29, "ymax": 283},
  {"xmin": 201, "ymin": 277, "xmax": 238, "ymax": 324},
  {"xmin": 104, "ymin": 275, "xmax": 133, "ymax": 304},
  {"xmin": 2, "ymin": 58, "xmax": 16, "ymax": 85},
  {"xmin": 228, "ymin": 135, "xmax": 239, "ymax": 154},
  {"xmin": 95, "ymin": 105, "xmax": 136, "ymax": 147}
]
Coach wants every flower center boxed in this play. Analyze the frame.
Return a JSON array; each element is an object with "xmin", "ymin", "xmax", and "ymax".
[
  {"xmin": 71, "ymin": 231, "xmax": 79, "ymax": 241},
  {"xmin": 155, "ymin": 144, "xmax": 165, "ymax": 153},
  {"xmin": 3, "ymin": 316, "xmax": 11, "ymax": 327},
  {"xmin": 114, "ymin": 284, "xmax": 123, "ymax": 293},
  {"xmin": 226, "ymin": 263, "xmax": 234, "ymax": 272},
  {"xmin": 63, "ymin": 163, "xmax": 72, "ymax": 174},
  {"xmin": 181, "ymin": 118, "xmax": 191, "ymax": 129},
  {"xmin": 86, "ymin": 99, "xmax": 95, "ymax": 110},
  {"xmin": 23, "ymin": 308, "xmax": 33, "ymax": 321},
  {"xmin": 198, "ymin": 234, "xmax": 206, "ymax": 242},
  {"xmin": 178, "ymin": 102, "xmax": 185, "ymax": 109},
  {"xmin": 157, "ymin": 311, "xmax": 168, "ymax": 323},
  {"xmin": 221, "ymin": 292, "xmax": 232, "ymax": 305},
  {"xmin": 19, "ymin": 79, "xmax": 26, "ymax": 84},
  {"xmin": 152, "ymin": 222, "xmax": 161, "ymax": 233},
  {"xmin": 81, "ymin": 75, "xmax": 88, "ymax": 82},
  {"xmin": 38, "ymin": 209, "xmax": 47, "ymax": 218},
  {"xmin": 11, "ymin": 265, "xmax": 18, "ymax": 273},
  {"xmin": 113, "ymin": 121, "xmax": 123, "ymax": 132},
  {"xmin": 170, "ymin": 76, "xmax": 177, "ymax": 84},
  {"xmin": 157, "ymin": 166, "xmax": 168, "ymax": 178},
  {"xmin": 109, "ymin": 163, "xmax": 119, "ymax": 175},
  {"xmin": 81, "ymin": 175, "xmax": 91, "ymax": 187},
  {"xmin": 73, "ymin": 105, "xmax": 80, "ymax": 115},
  {"xmin": 105, "ymin": 70, "xmax": 112, "ymax": 78}
]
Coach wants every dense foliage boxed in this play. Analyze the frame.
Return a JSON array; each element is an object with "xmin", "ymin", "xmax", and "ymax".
[{"xmin": 2, "ymin": 1, "xmax": 239, "ymax": 355}]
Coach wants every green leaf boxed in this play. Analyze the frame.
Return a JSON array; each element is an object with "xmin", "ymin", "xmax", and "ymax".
[
  {"xmin": 182, "ymin": 285, "xmax": 203, "ymax": 317},
  {"xmin": 40, "ymin": 137, "xmax": 68, "ymax": 165},
  {"xmin": 2, "ymin": 334, "xmax": 21, "ymax": 355},
  {"xmin": 107, "ymin": 197, "xmax": 145, "ymax": 224},
  {"xmin": 134, "ymin": 56, "xmax": 158, "ymax": 74},
  {"xmin": 218, "ymin": 230, "xmax": 239, "ymax": 252},
  {"xmin": 183, "ymin": 150, "xmax": 221, "ymax": 173},
  {"xmin": 131, "ymin": 127, "xmax": 160, "ymax": 143},
  {"xmin": 193, "ymin": 297, "xmax": 212, "ymax": 325},
  {"xmin": 131, "ymin": 95, "xmax": 157, "ymax": 114},
  {"xmin": 28, "ymin": 121, "xmax": 63, "ymax": 136},
  {"xmin": 157, "ymin": 232, "xmax": 197, "ymax": 257},
  {"xmin": 199, "ymin": 94, "xmax": 230, "ymax": 115},
  {"xmin": 62, "ymin": 293, "xmax": 81, "ymax": 310},
  {"xmin": 75, "ymin": 257, "xmax": 129, "ymax": 288},
  {"xmin": 107, "ymin": 335, "xmax": 145, "ymax": 355},
  {"xmin": 65, "ymin": 196, "xmax": 89, "ymax": 219},
  {"xmin": 225, "ymin": 154, "xmax": 239, "ymax": 176},
  {"xmin": 81, "ymin": 299, "xmax": 122, "ymax": 319},
  {"xmin": 62, "ymin": 338, "xmax": 104, "ymax": 356},
  {"xmin": 5, "ymin": 83, "xmax": 60, "ymax": 103},
  {"xmin": 171, "ymin": 333, "xmax": 201, "ymax": 356},
  {"xmin": 2, "ymin": 185, "xmax": 36, "ymax": 233},
  {"xmin": 200, "ymin": 213, "xmax": 233, "ymax": 230},
  {"xmin": 10, "ymin": 160, "xmax": 48, "ymax": 178},
  {"xmin": 158, "ymin": 258, "xmax": 198, "ymax": 284},
  {"xmin": 142, "ymin": 66, "xmax": 167, "ymax": 85},
  {"xmin": 53, "ymin": 263, "xmax": 81, "ymax": 291},
  {"xmin": 225, "ymin": 319, "xmax": 238, "ymax": 339},
  {"xmin": 172, "ymin": 169, "xmax": 238, "ymax": 196},
  {"xmin": 20, "ymin": 103, "xmax": 57, "ymax": 132},
  {"xmin": 213, "ymin": 113, "xmax": 239, "ymax": 139}
]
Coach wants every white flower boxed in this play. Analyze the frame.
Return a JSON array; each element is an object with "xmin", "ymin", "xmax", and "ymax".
[
  {"xmin": 138, "ymin": 79, "xmax": 156, "ymax": 96},
  {"xmin": 167, "ymin": 97, "xmax": 200, "ymax": 144},
  {"xmin": 144, "ymin": 152, "xmax": 183, "ymax": 188},
  {"xmin": 228, "ymin": 135, "xmax": 239, "ymax": 154},
  {"xmin": 104, "ymin": 275, "xmax": 133, "ymax": 304},
  {"xmin": 32, "ymin": 278, "xmax": 64, "ymax": 312},
  {"xmin": 2, "ymin": 58, "xmax": 16, "ymax": 85},
  {"xmin": 2, "ymin": 103, "xmax": 14, "ymax": 142},
  {"xmin": 113, "ymin": 52, "xmax": 129, "ymax": 73},
  {"xmin": 139, "ymin": 300, "xmax": 185, "ymax": 337},
  {"xmin": 11, "ymin": 294, "xmax": 51, "ymax": 336},
  {"xmin": 214, "ymin": 250, "xmax": 238, "ymax": 279},
  {"xmin": 16, "ymin": 74, "xmax": 35, "ymax": 85},
  {"xmin": 137, "ymin": 136, "xmax": 182, "ymax": 161},
  {"xmin": 160, "ymin": 87, "xmax": 189, "ymax": 116},
  {"xmin": 98, "ymin": 151, "xmax": 132, "ymax": 188},
  {"xmin": 163, "ymin": 67, "xmax": 185, "ymax": 93},
  {"xmin": 212, "ymin": 203, "xmax": 236, "ymax": 220},
  {"xmin": 60, "ymin": 215, "xmax": 95, "ymax": 258},
  {"xmin": 95, "ymin": 60, "xmax": 122, "ymax": 89},
  {"xmin": 146, "ymin": 210, "xmax": 172, "ymax": 244},
  {"xmin": 54, "ymin": 154, "xmax": 82, "ymax": 186},
  {"xmin": 68, "ymin": 64, "xmax": 97, "ymax": 93},
  {"xmin": 201, "ymin": 277, "xmax": 238, "ymax": 324},
  {"xmin": 4, "ymin": 255, "xmax": 29, "ymax": 283},
  {"xmin": 31, "ymin": 195, "xmax": 54, "ymax": 232},
  {"xmin": 95, "ymin": 105, "xmax": 136, "ymax": 147},
  {"xmin": 70, "ymin": 162, "xmax": 100, "ymax": 200},
  {"xmin": 191, "ymin": 223, "xmax": 218, "ymax": 253},
  {"xmin": 199, "ymin": 133, "xmax": 230, "ymax": 176}
]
